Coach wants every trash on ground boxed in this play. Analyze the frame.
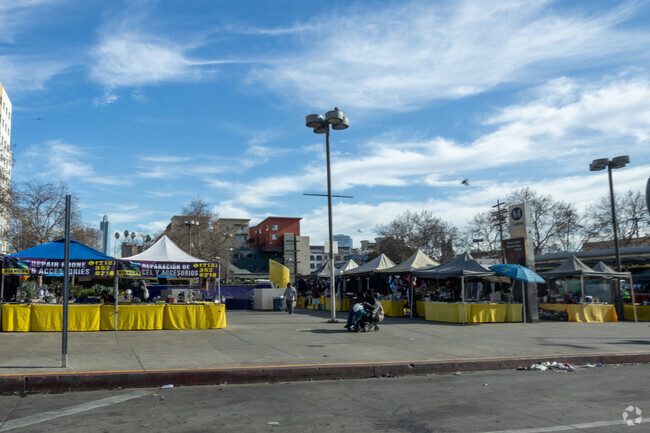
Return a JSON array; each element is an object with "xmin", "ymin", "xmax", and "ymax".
[
  {"xmin": 519, "ymin": 361, "xmax": 575, "ymax": 372},
  {"xmin": 268, "ymin": 421, "xmax": 281, "ymax": 427},
  {"xmin": 160, "ymin": 384, "xmax": 174, "ymax": 389}
]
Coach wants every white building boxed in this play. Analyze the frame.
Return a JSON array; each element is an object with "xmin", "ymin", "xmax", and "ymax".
[{"xmin": 0, "ymin": 82, "xmax": 12, "ymax": 254}]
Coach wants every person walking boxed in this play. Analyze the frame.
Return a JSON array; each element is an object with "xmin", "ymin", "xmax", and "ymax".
[{"xmin": 284, "ymin": 282, "xmax": 297, "ymax": 314}]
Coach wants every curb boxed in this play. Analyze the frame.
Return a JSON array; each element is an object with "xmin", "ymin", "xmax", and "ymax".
[{"xmin": 2, "ymin": 352, "xmax": 649, "ymax": 395}]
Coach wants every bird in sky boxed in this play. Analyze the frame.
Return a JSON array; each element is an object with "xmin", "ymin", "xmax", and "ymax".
[{"xmin": 461, "ymin": 178, "xmax": 469, "ymax": 186}]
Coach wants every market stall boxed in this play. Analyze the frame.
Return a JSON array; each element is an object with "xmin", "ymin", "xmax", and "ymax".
[
  {"xmin": 490, "ymin": 264, "xmax": 546, "ymax": 323},
  {"xmin": 1, "ymin": 303, "xmax": 226, "ymax": 331},
  {"xmin": 592, "ymin": 261, "xmax": 637, "ymax": 322},
  {"xmin": 377, "ymin": 249, "xmax": 440, "ymax": 318},
  {"xmin": 413, "ymin": 252, "xmax": 514, "ymax": 324},
  {"xmin": 118, "ymin": 235, "xmax": 224, "ymax": 329},
  {"xmin": 539, "ymin": 256, "xmax": 620, "ymax": 322},
  {"xmin": 0, "ymin": 238, "xmax": 118, "ymax": 332},
  {"xmin": 1, "ymin": 236, "xmax": 225, "ymax": 332},
  {"xmin": 344, "ymin": 254, "xmax": 399, "ymax": 315}
]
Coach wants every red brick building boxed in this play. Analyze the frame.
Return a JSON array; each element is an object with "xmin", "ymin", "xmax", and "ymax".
[{"xmin": 249, "ymin": 217, "xmax": 301, "ymax": 249}]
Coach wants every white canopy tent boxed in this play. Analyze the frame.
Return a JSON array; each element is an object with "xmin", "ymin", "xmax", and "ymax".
[{"xmin": 122, "ymin": 235, "xmax": 204, "ymax": 263}]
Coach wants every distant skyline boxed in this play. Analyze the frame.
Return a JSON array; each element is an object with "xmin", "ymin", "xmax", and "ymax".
[{"xmin": 2, "ymin": 0, "xmax": 649, "ymax": 250}]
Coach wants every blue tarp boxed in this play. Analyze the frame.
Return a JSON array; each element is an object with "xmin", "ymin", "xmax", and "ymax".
[{"xmin": 6, "ymin": 238, "xmax": 115, "ymax": 261}]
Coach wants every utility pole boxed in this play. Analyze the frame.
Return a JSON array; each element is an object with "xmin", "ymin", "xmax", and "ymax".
[{"xmin": 491, "ymin": 199, "xmax": 508, "ymax": 262}]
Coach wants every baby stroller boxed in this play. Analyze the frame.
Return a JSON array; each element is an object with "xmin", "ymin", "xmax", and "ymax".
[{"xmin": 353, "ymin": 302, "xmax": 385, "ymax": 332}]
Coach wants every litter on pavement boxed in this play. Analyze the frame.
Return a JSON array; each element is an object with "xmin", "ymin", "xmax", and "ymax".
[{"xmin": 517, "ymin": 361, "xmax": 576, "ymax": 371}]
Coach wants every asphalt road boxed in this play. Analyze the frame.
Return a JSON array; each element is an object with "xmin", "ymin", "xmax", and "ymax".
[{"xmin": 0, "ymin": 363, "xmax": 648, "ymax": 433}]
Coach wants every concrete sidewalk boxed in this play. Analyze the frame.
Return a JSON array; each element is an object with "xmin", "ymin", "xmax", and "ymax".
[{"xmin": 1, "ymin": 309, "xmax": 649, "ymax": 394}]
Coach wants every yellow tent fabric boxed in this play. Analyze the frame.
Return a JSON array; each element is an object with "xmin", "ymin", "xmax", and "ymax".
[{"xmin": 269, "ymin": 259, "xmax": 290, "ymax": 289}]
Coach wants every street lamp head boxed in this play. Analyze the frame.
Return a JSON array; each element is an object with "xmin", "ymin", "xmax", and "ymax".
[
  {"xmin": 589, "ymin": 158, "xmax": 609, "ymax": 171},
  {"xmin": 332, "ymin": 116, "xmax": 349, "ymax": 130},
  {"xmin": 306, "ymin": 114, "xmax": 324, "ymax": 128},
  {"xmin": 325, "ymin": 108, "xmax": 344, "ymax": 125},
  {"xmin": 611, "ymin": 155, "xmax": 630, "ymax": 169},
  {"xmin": 313, "ymin": 123, "xmax": 328, "ymax": 134}
]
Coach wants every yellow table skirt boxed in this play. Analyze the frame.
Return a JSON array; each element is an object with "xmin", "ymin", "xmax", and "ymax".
[
  {"xmin": 1, "ymin": 304, "xmax": 227, "ymax": 331},
  {"xmin": 163, "ymin": 304, "xmax": 226, "ymax": 330},
  {"xmin": 468, "ymin": 303, "xmax": 507, "ymax": 323},
  {"xmin": 379, "ymin": 300, "xmax": 405, "ymax": 317},
  {"xmin": 31, "ymin": 305, "xmax": 102, "ymax": 332},
  {"xmin": 539, "ymin": 303, "xmax": 618, "ymax": 322},
  {"xmin": 100, "ymin": 305, "xmax": 165, "ymax": 330},
  {"xmin": 416, "ymin": 301, "xmax": 426, "ymax": 318},
  {"xmin": 505, "ymin": 303, "xmax": 523, "ymax": 322},
  {"xmin": 424, "ymin": 302, "xmax": 471, "ymax": 323},
  {"xmin": 624, "ymin": 305, "xmax": 650, "ymax": 321},
  {"xmin": 324, "ymin": 298, "xmax": 350, "ymax": 312},
  {"xmin": 1, "ymin": 304, "xmax": 32, "ymax": 332},
  {"xmin": 422, "ymin": 302, "xmax": 521, "ymax": 323}
]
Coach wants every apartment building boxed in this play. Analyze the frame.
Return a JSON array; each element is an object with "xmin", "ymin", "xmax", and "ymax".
[{"xmin": 0, "ymin": 82, "xmax": 12, "ymax": 254}]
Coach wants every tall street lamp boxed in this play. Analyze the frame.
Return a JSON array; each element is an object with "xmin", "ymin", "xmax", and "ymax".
[
  {"xmin": 184, "ymin": 220, "xmax": 199, "ymax": 255},
  {"xmin": 306, "ymin": 108, "xmax": 349, "ymax": 323},
  {"xmin": 590, "ymin": 155, "xmax": 630, "ymax": 321},
  {"xmin": 589, "ymin": 155, "xmax": 630, "ymax": 271}
]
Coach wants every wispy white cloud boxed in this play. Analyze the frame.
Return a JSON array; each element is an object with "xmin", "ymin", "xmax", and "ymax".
[
  {"xmin": 223, "ymin": 22, "xmax": 319, "ymax": 36},
  {"xmin": 252, "ymin": 0, "xmax": 650, "ymax": 111},
  {"xmin": 0, "ymin": 55, "xmax": 71, "ymax": 93},
  {"xmin": 212, "ymin": 74, "xmax": 650, "ymax": 218},
  {"xmin": 0, "ymin": 0, "xmax": 58, "ymax": 43},
  {"xmin": 141, "ymin": 155, "xmax": 192, "ymax": 163},
  {"xmin": 88, "ymin": 9, "xmax": 253, "ymax": 100}
]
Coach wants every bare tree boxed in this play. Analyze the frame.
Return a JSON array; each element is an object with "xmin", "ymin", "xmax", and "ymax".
[
  {"xmin": 164, "ymin": 196, "xmax": 234, "ymax": 261},
  {"xmin": 460, "ymin": 210, "xmax": 502, "ymax": 255},
  {"xmin": 376, "ymin": 210, "xmax": 458, "ymax": 263},
  {"xmin": 548, "ymin": 202, "xmax": 591, "ymax": 253},
  {"xmin": 586, "ymin": 189, "xmax": 650, "ymax": 246},
  {"xmin": 507, "ymin": 188, "xmax": 570, "ymax": 255},
  {"xmin": 7, "ymin": 180, "xmax": 100, "ymax": 252}
]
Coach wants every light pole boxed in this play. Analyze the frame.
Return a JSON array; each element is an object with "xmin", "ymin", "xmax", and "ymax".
[
  {"xmin": 215, "ymin": 256, "xmax": 222, "ymax": 304},
  {"xmin": 589, "ymin": 155, "xmax": 630, "ymax": 272},
  {"xmin": 306, "ymin": 108, "xmax": 349, "ymax": 323},
  {"xmin": 184, "ymin": 220, "xmax": 199, "ymax": 255},
  {"xmin": 590, "ymin": 155, "xmax": 630, "ymax": 321},
  {"xmin": 472, "ymin": 238, "xmax": 484, "ymax": 254}
]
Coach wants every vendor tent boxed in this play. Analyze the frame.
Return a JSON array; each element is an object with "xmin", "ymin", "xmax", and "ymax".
[
  {"xmin": 592, "ymin": 261, "xmax": 630, "ymax": 278},
  {"xmin": 413, "ymin": 252, "xmax": 494, "ymax": 324},
  {"xmin": 592, "ymin": 261, "xmax": 637, "ymax": 322},
  {"xmin": 377, "ymin": 249, "xmax": 439, "ymax": 319},
  {"xmin": 538, "ymin": 255, "xmax": 601, "ymax": 279},
  {"xmin": 336, "ymin": 259, "xmax": 359, "ymax": 297},
  {"xmin": 1, "ymin": 238, "xmax": 118, "ymax": 331},
  {"xmin": 413, "ymin": 252, "xmax": 492, "ymax": 279},
  {"xmin": 343, "ymin": 254, "xmax": 396, "ymax": 276},
  {"xmin": 337, "ymin": 259, "xmax": 359, "ymax": 273},
  {"xmin": 122, "ymin": 235, "xmax": 204, "ymax": 263},
  {"xmin": 539, "ymin": 255, "xmax": 622, "ymax": 321},
  {"xmin": 119, "ymin": 235, "xmax": 220, "ymax": 307},
  {"xmin": 306, "ymin": 260, "xmax": 333, "ymax": 279},
  {"xmin": 378, "ymin": 249, "xmax": 439, "ymax": 274},
  {"xmin": 4, "ymin": 238, "xmax": 116, "ymax": 269}
]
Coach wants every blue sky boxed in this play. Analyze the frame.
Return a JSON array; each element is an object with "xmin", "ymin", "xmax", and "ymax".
[{"xmin": 2, "ymin": 0, "xmax": 650, "ymax": 250}]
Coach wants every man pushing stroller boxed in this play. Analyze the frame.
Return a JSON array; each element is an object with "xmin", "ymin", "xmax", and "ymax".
[{"xmin": 344, "ymin": 289, "xmax": 384, "ymax": 332}]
